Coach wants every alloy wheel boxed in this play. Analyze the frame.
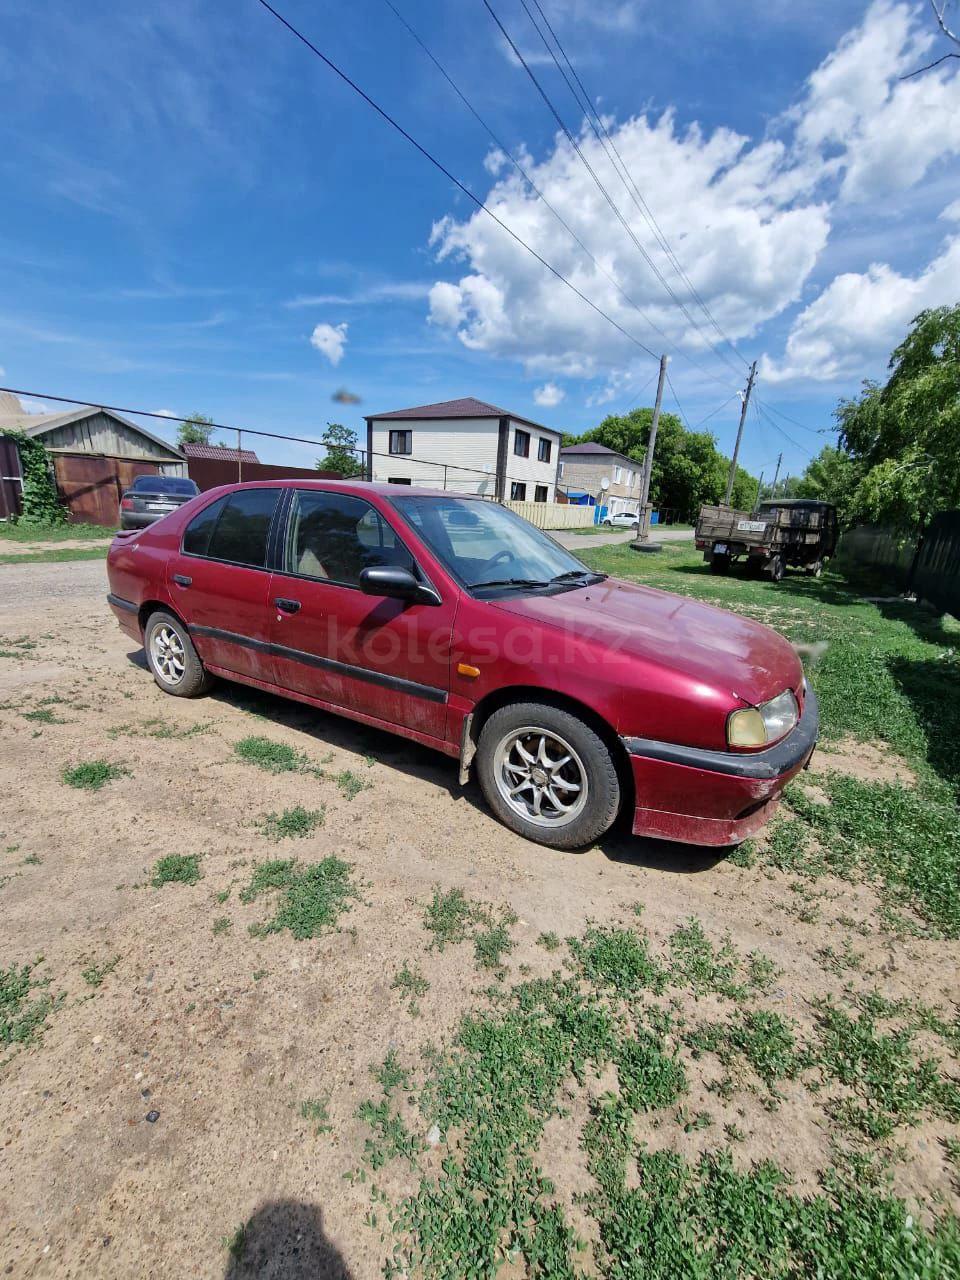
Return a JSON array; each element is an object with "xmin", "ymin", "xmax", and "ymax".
[{"xmin": 493, "ymin": 726, "xmax": 589, "ymax": 828}]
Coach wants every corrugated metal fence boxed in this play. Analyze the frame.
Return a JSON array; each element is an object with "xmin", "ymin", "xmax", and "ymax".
[{"xmin": 836, "ymin": 512, "xmax": 960, "ymax": 616}]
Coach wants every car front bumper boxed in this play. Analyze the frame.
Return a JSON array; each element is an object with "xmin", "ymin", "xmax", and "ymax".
[{"xmin": 621, "ymin": 687, "xmax": 819, "ymax": 847}]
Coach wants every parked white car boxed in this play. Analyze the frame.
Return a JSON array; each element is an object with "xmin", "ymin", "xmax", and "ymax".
[{"xmin": 601, "ymin": 511, "xmax": 640, "ymax": 528}]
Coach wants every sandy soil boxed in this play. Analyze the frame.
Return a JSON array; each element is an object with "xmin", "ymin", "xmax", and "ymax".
[{"xmin": 0, "ymin": 563, "xmax": 957, "ymax": 1279}]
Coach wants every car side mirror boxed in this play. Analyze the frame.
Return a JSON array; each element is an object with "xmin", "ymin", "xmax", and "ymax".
[{"xmin": 359, "ymin": 565, "xmax": 440, "ymax": 606}]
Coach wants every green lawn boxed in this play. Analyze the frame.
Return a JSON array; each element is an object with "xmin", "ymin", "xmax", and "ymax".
[{"xmin": 0, "ymin": 521, "xmax": 114, "ymax": 543}]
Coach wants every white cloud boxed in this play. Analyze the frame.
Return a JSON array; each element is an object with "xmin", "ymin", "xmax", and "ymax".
[
  {"xmin": 426, "ymin": 1, "xmax": 959, "ymax": 393},
  {"xmin": 941, "ymin": 199, "xmax": 960, "ymax": 223},
  {"xmin": 761, "ymin": 234, "xmax": 960, "ymax": 384},
  {"xmin": 533, "ymin": 381, "xmax": 565, "ymax": 407},
  {"xmin": 287, "ymin": 281, "xmax": 431, "ymax": 308},
  {"xmin": 428, "ymin": 109, "xmax": 830, "ymax": 379},
  {"xmin": 152, "ymin": 409, "xmax": 177, "ymax": 418},
  {"xmin": 309, "ymin": 321, "xmax": 348, "ymax": 366},
  {"xmin": 792, "ymin": 0, "xmax": 960, "ymax": 203}
]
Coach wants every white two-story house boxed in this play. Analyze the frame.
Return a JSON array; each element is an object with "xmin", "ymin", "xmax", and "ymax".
[{"xmin": 364, "ymin": 397, "xmax": 561, "ymax": 502}]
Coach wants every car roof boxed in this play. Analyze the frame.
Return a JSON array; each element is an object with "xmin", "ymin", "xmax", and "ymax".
[{"xmin": 199, "ymin": 479, "xmax": 484, "ymax": 500}]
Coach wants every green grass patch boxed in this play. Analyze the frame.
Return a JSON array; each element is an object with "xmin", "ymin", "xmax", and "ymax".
[
  {"xmin": 391, "ymin": 962, "xmax": 429, "ymax": 1014},
  {"xmin": 81, "ymin": 956, "xmax": 120, "ymax": 988},
  {"xmin": 300, "ymin": 1095, "xmax": 332, "ymax": 1135},
  {"xmin": 0, "ymin": 521, "xmax": 114, "ymax": 543},
  {"xmin": 352, "ymin": 912, "xmax": 960, "ymax": 1275},
  {"xmin": 61, "ymin": 759, "xmax": 128, "ymax": 791},
  {"xmin": 1, "ymin": 960, "xmax": 58, "ymax": 1054},
  {"xmin": 233, "ymin": 735, "xmax": 320, "ymax": 775},
  {"xmin": 422, "ymin": 888, "xmax": 518, "ymax": 974},
  {"xmin": 23, "ymin": 707, "xmax": 65, "ymax": 725},
  {"xmin": 255, "ymin": 805, "xmax": 325, "ymax": 841},
  {"xmin": 0, "ymin": 546, "xmax": 109, "ymax": 565},
  {"xmin": 336, "ymin": 769, "xmax": 370, "ymax": 800},
  {"xmin": 212, "ymin": 916, "xmax": 232, "ymax": 936},
  {"xmin": 151, "ymin": 853, "xmax": 202, "ymax": 887},
  {"xmin": 241, "ymin": 856, "xmax": 358, "ymax": 940}
]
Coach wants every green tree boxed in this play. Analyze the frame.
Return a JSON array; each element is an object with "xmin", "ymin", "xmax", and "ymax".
[
  {"xmin": 316, "ymin": 422, "xmax": 363, "ymax": 477},
  {"xmin": 795, "ymin": 445, "xmax": 857, "ymax": 517},
  {"xmin": 574, "ymin": 407, "xmax": 756, "ymax": 521},
  {"xmin": 177, "ymin": 413, "xmax": 215, "ymax": 447},
  {"xmin": 834, "ymin": 305, "xmax": 960, "ymax": 528}
]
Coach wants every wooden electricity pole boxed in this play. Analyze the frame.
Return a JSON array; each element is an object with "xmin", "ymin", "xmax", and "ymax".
[
  {"xmin": 771, "ymin": 452, "xmax": 783, "ymax": 497},
  {"xmin": 634, "ymin": 354, "xmax": 668, "ymax": 543},
  {"xmin": 723, "ymin": 359, "xmax": 757, "ymax": 506}
]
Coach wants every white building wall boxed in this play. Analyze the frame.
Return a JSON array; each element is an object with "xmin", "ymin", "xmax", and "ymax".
[
  {"xmin": 369, "ymin": 416, "xmax": 561, "ymax": 499},
  {"xmin": 369, "ymin": 418, "xmax": 498, "ymax": 494},
  {"xmin": 503, "ymin": 419, "xmax": 559, "ymax": 501}
]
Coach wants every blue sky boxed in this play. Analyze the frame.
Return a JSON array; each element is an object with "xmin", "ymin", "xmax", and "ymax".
[{"xmin": 1, "ymin": 0, "xmax": 958, "ymax": 482}]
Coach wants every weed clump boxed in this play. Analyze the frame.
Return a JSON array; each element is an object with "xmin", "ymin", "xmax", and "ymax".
[{"xmin": 241, "ymin": 856, "xmax": 358, "ymax": 940}]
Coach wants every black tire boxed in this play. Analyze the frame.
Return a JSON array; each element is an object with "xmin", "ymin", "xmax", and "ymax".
[
  {"xmin": 143, "ymin": 609, "xmax": 212, "ymax": 698},
  {"xmin": 475, "ymin": 702, "xmax": 621, "ymax": 850},
  {"xmin": 806, "ymin": 559, "xmax": 823, "ymax": 578},
  {"xmin": 767, "ymin": 554, "xmax": 785, "ymax": 583},
  {"xmin": 709, "ymin": 551, "xmax": 730, "ymax": 575}
]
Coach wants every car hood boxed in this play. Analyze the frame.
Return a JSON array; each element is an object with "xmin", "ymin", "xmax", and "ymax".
[{"xmin": 490, "ymin": 576, "xmax": 802, "ymax": 706}]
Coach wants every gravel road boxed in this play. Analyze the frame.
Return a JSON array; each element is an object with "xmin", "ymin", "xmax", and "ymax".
[{"xmin": 0, "ymin": 558, "xmax": 109, "ymax": 611}]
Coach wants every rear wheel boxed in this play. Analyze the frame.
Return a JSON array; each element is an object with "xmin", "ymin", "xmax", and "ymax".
[
  {"xmin": 476, "ymin": 702, "xmax": 621, "ymax": 850},
  {"xmin": 144, "ymin": 609, "xmax": 212, "ymax": 698},
  {"xmin": 806, "ymin": 559, "xmax": 824, "ymax": 578},
  {"xmin": 709, "ymin": 551, "xmax": 730, "ymax": 575},
  {"xmin": 766, "ymin": 554, "xmax": 785, "ymax": 583}
]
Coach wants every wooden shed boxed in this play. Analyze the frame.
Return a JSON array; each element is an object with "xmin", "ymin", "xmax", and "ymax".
[{"xmin": 0, "ymin": 394, "xmax": 186, "ymax": 526}]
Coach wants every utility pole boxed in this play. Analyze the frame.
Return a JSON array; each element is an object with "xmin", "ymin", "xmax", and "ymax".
[
  {"xmin": 755, "ymin": 471, "xmax": 764, "ymax": 507},
  {"xmin": 723, "ymin": 359, "xmax": 757, "ymax": 506},
  {"xmin": 771, "ymin": 452, "xmax": 783, "ymax": 497},
  {"xmin": 633, "ymin": 354, "xmax": 668, "ymax": 544}
]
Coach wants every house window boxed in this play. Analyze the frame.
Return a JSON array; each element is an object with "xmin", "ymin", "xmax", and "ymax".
[
  {"xmin": 534, "ymin": 485, "xmax": 548, "ymax": 503},
  {"xmin": 626, "ymin": 468, "xmax": 634, "ymax": 486},
  {"xmin": 510, "ymin": 481, "xmax": 527, "ymax": 500},
  {"xmin": 613, "ymin": 465, "xmax": 623, "ymax": 484},
  {"xmin": 389, "ymin": 429, "xmax": 412, "ymax": 455},
  {"xmin": 387, "ymin": 476, "xmax": 412, "ymax": 484},
  {"xmin": 513, "ymin": 429, "xmax": 530, "ymax": 458},
  {"xmin": 537, "ymin": 438, "xmax": 552, "ymax": 463},
  {"xmin": 558, "ymin": 461, "xmax": 564, "ymax": 478}
]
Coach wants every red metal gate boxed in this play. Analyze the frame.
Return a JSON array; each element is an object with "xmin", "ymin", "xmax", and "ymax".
[{"xmin": 53, "ymin": 454, "xmax": 161, "ymax": 526}]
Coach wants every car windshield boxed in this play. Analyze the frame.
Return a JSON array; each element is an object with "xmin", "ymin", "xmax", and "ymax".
[
  {"xmin": 392, "ymin": 495, "xmax": 604, "ymax": 594},
  {"xmin": 131, "ymin": 476, "xmax": 198, "ymax": 495}
]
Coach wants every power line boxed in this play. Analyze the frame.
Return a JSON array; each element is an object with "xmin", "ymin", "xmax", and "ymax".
[
  {"xmin": 482, "ymin": 0, "xmax": 741, "ymax": 392},
  {"xmin": 521, "ymin": 0, "xmax": 750, "ymax": 373},
  {"xmin": 756, "ymin": 403, "xmax": 816, "ymax": 460},
  {"xmin": 0, "ymin": 384, "xmax": 525, "ymax": 483},
  {"xmin": 664, "ymin": 369, "xmax": 690, "ymax": 429},
  {"xmin": 252, "ymin": 0, "xmax": 661, "ymax": 363},
  {"xmin": 691, "ymin": 393, "xmax": 740, "ymax": 430},
  {"xmin": 378, "ymin": 0, "xmax": 691, "ymax": 370},
  {"xmin": 757, "ymin": 398, "xmax": 829, "ymax": 436}
]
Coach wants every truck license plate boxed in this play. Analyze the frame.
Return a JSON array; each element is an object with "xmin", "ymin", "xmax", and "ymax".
[
  {"xmin": 737, "ymin": 520, "xmax": 767, "ymax": 532},
  {"xmin": 714, "ymin": 543, "xmax": 727, "ymax": 554}
]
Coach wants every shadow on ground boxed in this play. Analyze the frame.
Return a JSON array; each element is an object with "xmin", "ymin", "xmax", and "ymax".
[
  {"xmin": 224, "ymin": 1201, "xmax": 352, "ymax": 1279},
  {"xmin": 126, "ymin": 650, "xmax": 736, "ymax": 874}
]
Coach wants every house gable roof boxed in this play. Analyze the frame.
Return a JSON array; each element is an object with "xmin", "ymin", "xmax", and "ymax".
[
  {"xmin": 181, "ymin": 443, "xmax": 260, "ymax": 463},
  {"xmin": 560, "ymin": 441, "xmax": 637, "ymax": 468},
  {"xmin": 366, "ymin": 397, "xmax": 558, "ymax": 435},
  {"xmin": 0, "ymin": 396, "xmax": 184, "ymax": 459}
]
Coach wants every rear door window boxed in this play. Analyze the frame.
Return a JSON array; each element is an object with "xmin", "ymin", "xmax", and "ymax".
[
  {"xmin": 182, "ymin": 489, "xmax": 280, "ymax": 567},
  {"xmin": 282, "ymin": 489, "xmax": 415, "ymax": 586}
]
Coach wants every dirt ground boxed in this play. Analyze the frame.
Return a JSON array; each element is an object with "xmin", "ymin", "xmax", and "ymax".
[{"xmin": 1, "ymin": 561, "xmax": 958, "ymax": 1279}]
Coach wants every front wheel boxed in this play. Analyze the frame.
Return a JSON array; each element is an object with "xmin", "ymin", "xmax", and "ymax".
[
  {"xmin": 766, "ymin": 554, "xmax": 785, "ymax": 583},
  {"xmin": 144, "ymin": 609, "xmax": 212, "ymax": 698},
  {"xmin": 476, "ymin": 702, "xmax": 621, "ymax": 850}
]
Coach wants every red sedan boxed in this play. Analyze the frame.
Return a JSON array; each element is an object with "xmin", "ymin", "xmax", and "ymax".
[{"xmin": 106, "ymin": 480, "xmax": 817, "ymax": 850}]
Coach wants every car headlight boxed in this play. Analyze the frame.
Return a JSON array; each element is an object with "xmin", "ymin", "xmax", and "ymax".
[{"xmin": 727, "ymin": 690, "xmax": 799, "ymax": 748}]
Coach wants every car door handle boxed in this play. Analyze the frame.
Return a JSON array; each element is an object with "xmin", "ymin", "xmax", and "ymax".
[
  {"xmin": 273, "ymin": 597, "xmax": 301, "ymax": 614},
  {"xmin": 172, "ymin": 574, "xmax": 192, "ymax": 587}
]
